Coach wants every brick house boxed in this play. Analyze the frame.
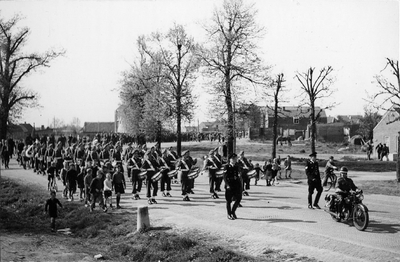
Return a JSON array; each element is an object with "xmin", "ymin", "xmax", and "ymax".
[
  {"xmin": 373, "ymin": 106, "xmax": 400, "ymax": 160},
  {"xmin": 264, "ymin": 106, "xmax": 328, "ymax": 139}
]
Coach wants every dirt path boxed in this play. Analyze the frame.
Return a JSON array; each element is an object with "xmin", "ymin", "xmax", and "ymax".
[{"xmin": 2, "ymin": 159, "xmax": 400, "ymax": 262}]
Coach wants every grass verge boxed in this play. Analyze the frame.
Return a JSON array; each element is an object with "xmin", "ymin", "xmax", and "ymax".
[
  {"xmin": 0, "ymin": 177, "xmax": 316, "ymax": 262},
  {"xmin": 358, "ymin": 180, "xmax": 400, "ymax": 196}
]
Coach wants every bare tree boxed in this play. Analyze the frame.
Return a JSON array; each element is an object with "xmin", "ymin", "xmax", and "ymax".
[
  {"xmin": 200, "ymin": 0, "xmax": 266, "ymax": 156},
  {"xmin": 0, "ymin": 15, "xmax": 64, "ymax": 139},
  {"xmin": 295, "ymin": 66, "xmax": 335, "ymax": 153},
  {"xmin": 373, "ymin": 58, "xmax": 400, "ymax": 109},
  {"xmin": 269, "ymin": 73, "xmax": 285, "ymax": 159},
  {"xmin": 139, "ymin": 24, "xmax": 199, "ymax": 156},
  {"xmin": 50, "ymin": 117, "xmax": 65, "ymax": 129}
]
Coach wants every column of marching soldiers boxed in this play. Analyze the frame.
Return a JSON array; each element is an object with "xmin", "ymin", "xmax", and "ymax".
[{"xmin": 20, "ymin": 138, "xmax": 264, "ymax": 212}]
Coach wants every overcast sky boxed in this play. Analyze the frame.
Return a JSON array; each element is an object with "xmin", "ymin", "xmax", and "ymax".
[{"xmin": 1, "ymin": 0, "xmax": 398, "ymax": 127}]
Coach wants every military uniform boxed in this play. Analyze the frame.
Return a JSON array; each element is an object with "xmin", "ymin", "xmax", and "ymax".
[
  {"xmin": 203, "ymin": 150, "xmax": 220, "ymax": 197},
  {"xmin": 224, "ymin": 156, "xmax": 242, "ymax": 219},
  {"xmin": 305, "ymin": 153, "xmax": 323, "ymax": 208}
]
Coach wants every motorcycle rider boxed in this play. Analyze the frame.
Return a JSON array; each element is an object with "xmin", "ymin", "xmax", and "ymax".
[
  {"xmin": 322, "ymin": 156, "xmax": 338, "ymax": 186},
  {"xmin": 335, "ymin": 166, "xmax": 360, "ymax": 217}
]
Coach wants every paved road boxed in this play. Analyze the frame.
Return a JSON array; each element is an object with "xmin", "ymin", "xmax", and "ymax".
[{"xmin": 1, "ymin": 159, "xmax": 399, "ymax": 262}]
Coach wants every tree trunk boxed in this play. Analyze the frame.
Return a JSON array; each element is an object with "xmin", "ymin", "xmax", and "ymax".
[
  {"xmin": 176, "ymin": 96, "xmax": 182, "ymax": 156},
  {"xmin": 0, "ymin": 106, "xmax": 9, "ymax": 140},
  {"xmin": 397, "ymin": 133, "xmax": 400, "ymax": 182},
  {"xmin": 310, "ymin": 104, "xmax": 316, "ymax": 153},
  {"xmin": 225, "ymin": 77, "xmax": 234, "ymax": 157},
  {"xmin": 272, "ymin": 95, "xmax": 278, "ymax": 159}
]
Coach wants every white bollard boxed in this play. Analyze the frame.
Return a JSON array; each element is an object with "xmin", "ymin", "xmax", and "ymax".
[{"xmin": 137, "ymin": 205, "xmax": 150, "ymax": 232}]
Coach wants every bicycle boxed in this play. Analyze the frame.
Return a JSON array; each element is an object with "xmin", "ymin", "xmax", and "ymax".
[{"xmin": 322, "ymin": 172, "xmax": 337, "ymax": 191}]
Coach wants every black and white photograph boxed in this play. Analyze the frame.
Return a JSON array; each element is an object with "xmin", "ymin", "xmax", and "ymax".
[{"xmin": 0, "ymin": 0, "xmax": 399, "ymax": 261}]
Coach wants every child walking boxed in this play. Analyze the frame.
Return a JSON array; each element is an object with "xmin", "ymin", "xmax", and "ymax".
[
  {"xmin": 103, "ymin": 173, "xmax": 113, "ymax": 209},
  {"xmin": 45, "ymin": 191, "xmax": 62, "ymax": 232}
]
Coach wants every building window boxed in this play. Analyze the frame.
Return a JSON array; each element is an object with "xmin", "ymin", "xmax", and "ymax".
[{"xmin": 293, "ymin": 117, "xmax": 299, "ymax": 124}]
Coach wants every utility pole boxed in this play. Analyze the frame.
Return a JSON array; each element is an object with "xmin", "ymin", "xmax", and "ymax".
[{"xmin": 397, "ymin": 132, "xmax": 400, "ymax": 182}]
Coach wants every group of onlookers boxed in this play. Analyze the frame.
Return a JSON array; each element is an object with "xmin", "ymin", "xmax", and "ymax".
[{"xmin": 375, "ymin": 143, "xmax": 390, "ymax": 161}]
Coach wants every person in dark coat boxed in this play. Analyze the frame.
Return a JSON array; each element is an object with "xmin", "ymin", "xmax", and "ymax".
[
  {"xmin": 224, "ymin": 153, "xmax": 242, "ymax": 220},
  {"xmin": 305, "ymin": 152, "xmax": 323, "ymax": 209}
]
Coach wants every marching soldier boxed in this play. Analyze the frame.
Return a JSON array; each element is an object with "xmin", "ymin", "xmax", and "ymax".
[
  {"xmin": 178, "ymin": 150, "xmax": 197, "ymax": 201},
  {"xmin": 214, "ymin": 147, "xmax": 225, "ymax": 192},
  {"xmin": 202, "ymin": 149, "xmax": 220, "ymax": 199},
  {"xmin": 99, "ymin": 143, "xmax": 111, "ymax": 165},
  {"xmin": 44, "ymin": 144, "xmax": 55, "ymax": 171},
  {"xmin": 305, "ymin": 152, "xmax": 323, "ymax": 209},
  {"xmin": 54, "ymin": 142, "xmax": 64, "ymax": 177},
  {"xmin": 124, "ymin": 143, "xmax": 134, "ymax": 181},
  {"xmin": 128, "ymin": 149, "xmax": 143, "ymax": 200},
  {"xmin": 160, "ymin": 149, "xmax": 173, "ymax": 197},
  {"xmin": 141, "ymin": 150, "xmax": 160, "ymax": 204},
  {"xmin": 224, "ymin": 153, "xmax": 242, "ymax": 220},
  {"xmin": 74, "ymin": 143, "xmax": 86, "ymax": 166},
  {"xmin": 238, "ymin": 151, "xmax": 252, "ymax": 196}
]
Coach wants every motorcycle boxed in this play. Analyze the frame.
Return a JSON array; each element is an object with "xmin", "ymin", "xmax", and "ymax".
[{"xmin": 324, "ymin": 190, "xmax": 369, "ymax": 231}]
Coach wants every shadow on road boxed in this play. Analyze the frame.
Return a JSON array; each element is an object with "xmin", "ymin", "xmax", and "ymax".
[
  {"xmin": 239, "ymin": 217, "xmax": 317, "ymax": 223},
  {"xmin": 366, "ymin": 220, "xmax": 400, "ymax": 234}
]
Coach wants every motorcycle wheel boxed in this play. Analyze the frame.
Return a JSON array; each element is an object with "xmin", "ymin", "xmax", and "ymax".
[{"xmin": 353, "ymin": 204, "xmax": 369, "ymax": 231}]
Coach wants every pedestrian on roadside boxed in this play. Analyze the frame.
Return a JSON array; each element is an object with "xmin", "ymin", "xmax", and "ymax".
[
  {"xmin": 90, "ymin": 170, "xmax": 107, "ymax": 212},
  {"xmin": 60, "ymin": 161, "xmax": 69, "ymax": 199},
  {"xmin": 271, "ymin": 158, "xmax": 280, "ymax": 185},
  {"xmin": 44, "ymin": 191, "xmax": 62, "ymax": 232},
  {"xmin": 263, "ymin": 159, "xmax": 273, "ymax": 186},
  {"xmin": 381, "ymin": 144, "xmax": 389, "ymax": 161},
  {"xmin": 84, "ymin": 168, "xmax": 93, "ymax": 207},
  {"xmin": 366, "ymin": 141, "xmax": 373, "ymax": 160},
  {"xmin": 284, "ymin": 155, "xmax": 292, "ymax": 179},
  {"xmin": 253, "ymin": 163, "xmax": 262, "ymax": 185},
  {"xmin": 103, "ymin": 173, "xmax": 113, "ymax": 209},
  {"xmin": 66, "ymin": 163, "xmax": 78, "ymax": 201},
  {"xmin": 112, "ymin": 164, "xmax": 126, "ymax": 209},
  {"xmin": 305, "ymin": 152, "xmax": 322, "ymax": 209},
  {"xmin": 47, "ymin": 162, "xmax": 57, "ymax": 191},
  {"xmin": 76, "ymin": 161, "xmax": 85, "ymax": 201},
  {"xmin": 376, "ymin": 143, "xmax": 383, "ymax": 160},
  {"xmin": 276, "ymin": 155, "xmax": 282, "ymax": 179}
]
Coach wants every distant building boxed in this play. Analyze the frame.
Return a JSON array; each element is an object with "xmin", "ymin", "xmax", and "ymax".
[
  {"xmin": 316, "ymin": 122, "xmax": 346, "ymax": 142},
  {"xmin": 7, "ymin": 123, "xmax": 34, "ymax": 140},
  {"xmin": 82, "ymin": 122, "xmax": 115, "ymax": 138},
  {"xmin": 373, "ymin": 106, "xmax": 400, "ymax": 161},
  {"xmin": 199, "ymin": 121, "xmax": 226, "ymax": 134},
  {"xmin": 264, "ymin": 106, "xmax": 328, "ymax": 139}
]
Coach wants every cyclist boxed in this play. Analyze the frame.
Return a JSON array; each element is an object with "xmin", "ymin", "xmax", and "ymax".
[{"xmin": 323, "ymin": 156, "xmax": 338, "ymax": 187}]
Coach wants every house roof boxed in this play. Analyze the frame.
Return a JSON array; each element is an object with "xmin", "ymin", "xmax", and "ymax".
[
  {"xmin": 8, "ymin": 123, "xmax": 34, "ymax": 134},
  {"xmin": 265, "ymin": 106, "xmax": 327, "ymax": 119},
  {"xmin": 83, "ymin": 122, "xmax": 115, "ymax": 133},
  {"xmin": 373, "ymin": 106, "xmax": 400, "ymax": 131}
]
